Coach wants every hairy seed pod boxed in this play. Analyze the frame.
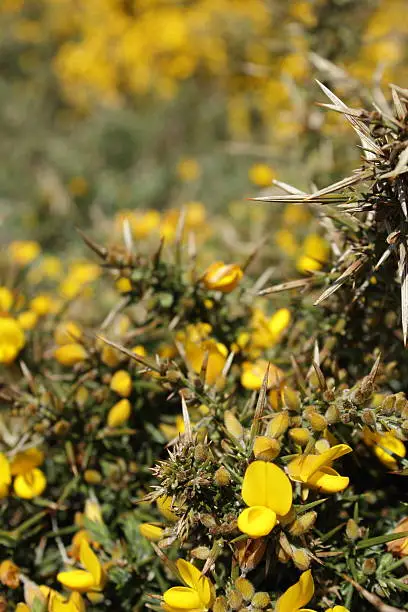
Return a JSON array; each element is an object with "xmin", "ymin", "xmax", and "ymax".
[
  {"xmin": 251, "ymin": 592, "xmax": 270, "ymax": 609},
  {"xmin": 289, "ymin": 511, "xmax": 317, "ymax": 536},
  {"xmin": 214, "ymin": 466, "xmax": 230, "ymax": 487}
]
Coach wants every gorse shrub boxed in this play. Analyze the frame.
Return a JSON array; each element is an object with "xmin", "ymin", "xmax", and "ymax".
[{"xmin": 1, "ymin": 84, "xmax": 408, "ymax": 612}]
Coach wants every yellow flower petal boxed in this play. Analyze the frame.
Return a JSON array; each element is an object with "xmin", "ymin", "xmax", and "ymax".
[
  {"xmin": 163, "ymin": 586, "xmax": 202, "ymax": 610},
  {"xmin": 139, "ymin": 523, "xmax": 164, "ymax": 541},
  {"xmin": 10, "ymin": 448, "xmax": 44, "ymax": 475},
  {"xmin": 307, "ymin": 466, "xmax": 349, "ymax": 493},
  {"xmin": 57, "ymin": 570, "xmax": 96, "ymax": 592},
  {"xmin": 176, "ymin": 559, "xmax": 203, "ymax": 590},
  {"xmin": 13, "ymin": 469, "xmax": 46, "ymax": 499},
  {"xmin": 0, "ymin": 453, "xmax": 11, "ymax": 493},
  {"xmin": 79, "ymin": 540, "xmax": 101, "ymax": 586},
  {"xmin": 107, "ymin": 399, "xmax": 131, "ymax": 428},
  {"xmin": 288, "ymin": 444, "xmax": 352, "ymax": 483},
  {"xmin": 241, "ymin": 461, "xmax": 292, "ymax": 516},
  {"xmin": 275, "ymin": 570, "xmax": 314, "ymax": 612},
  {"xmin": 238, "ymin": 506, "xmax": 277, "ymax": 537},
  {"xmin": 156, "ymin": 495, "xmax": 178, "ymax": 522}
]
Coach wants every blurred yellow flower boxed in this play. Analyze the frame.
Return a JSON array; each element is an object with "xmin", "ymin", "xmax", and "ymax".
[
  {"xmin": 184, "ymin": 337, "xmax": 228, "ymax": 386},
  {"xmin": 0, "ymin": 317, "xmax": 25, "ymax": 364},
  {"xmin": 8, "ymin": 241, "xmax": 41, "ymax": 266},
  {"xmin": 202, "ymin": 262, "xmax": 243, "ymax": 293},
  {"xmin": 107, "ymin": 399, "xmax": 131, "ymax": 428},
  {"xmin": 139, "ymin": 523, "xmax": 164, "ymax": 541},
  {"xmin": 54, "ymin": 321, "xmax": 82, "ymax": 345},
  {"xmin": 0, "ymin": 559, "xmax": 20, "ymax": 589},
  {"xmin": 17, "ymin": 311, "xmax": 38, "ymax": 330},
  {"xmin": 30, "ymin": 294, "xmax": 57, "ymax": 316},
  {"xmin": 110, "ymin": 370, "xmax": 132, "ymax": 397},
  {"xmin": 297, "ymin": 234, "xmax": 330, "ymax": 273},
  {"xmin": 0, "ymin": 287, "xmax": 13, "ymax": 311},
  {"xmin": 54, "ymin": 343, "xmax": 87, "ymax": 366},
  {"xmin": 386, "ymin": 516, "xmax": 408, "ymax": 557},
  {"xmin": 248, "ymin": 163, "xmax": 275, "ymax": 187},
  {"xmin": 241, "ymin": 360, "xmax": 285, "ymax": 391},
  {"xmin": 176, "ymin": 158, "xmax": 201, "ymax": 182},
  {"xmin": 238, "ymin": 461, "xmax": 293, "ymax": 538},
  {"xmin": 0, "ymin": 453, "xmax": 11, "ymax": 498}
]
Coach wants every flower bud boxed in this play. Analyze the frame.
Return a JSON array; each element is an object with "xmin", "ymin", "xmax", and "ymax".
[
  {"xmin": 84, "ymin": 470, "xmax": 103, "ymax": 485},
  {"xmin": 213, "ymin": 597, "xmax": 228, "ymax": 612},
  {"xmin": 253, "ymin": 436, "xmax": 280, "ymax": 461},
  {"xmin": 224, "ymin": 410, "xmax": 243, "ymax": 440},
  {"xmin": 292, "ymin": 548, "xmax": 310, "ymax": 571},
  {"xmin": 191, "ymin": 546, "xmax": 211, "ymax": 560},
  {"xmin": 139, "ymin": 523, "xmax": 163, "ymax": 541},
  {"xmin": 251, "ymin": 592, "xmax": 270, "ymax": 609},
  {"xmin": 282, "ymin": 387, "xmax": 301, "ymax": 411},
  {"xmin": 194, "ymin": 444, "xmax": 209, "ymax": 462},
  {"xmin": 306, "ymin": 411, "xmax": 327, "ymax": 432},
  {"xmin": 227, "ymin": 590, "xmax": 243, "ymax": 610},
  {"xmin": 235, "ymin": 577, "xmax": 255, "ymax": 601},
  {"xmin": 110, "ymin": 370, "xmax": 132, "ymax": 397},
  {"xmin": 289, "ymin": 511, "xmax": 317, "ymax": 536},
  {"xmin": 54, "ymin": 343, "xmax": 87, "ymax": 366},
  {"xmin": 361, "ymin": 409, "xmax": 376, "ymax": 427},
  {"xmin": 215, "ymin": 466, "xmax": 230, "ymax": 487},
  {"xmin": 267, "ymin": 411, "xmax": 289, "ymax": 438},
  {"xmin": 346, "ymin": 518, "xmax": 360, "ymax": 541},
  {"xmin": 75, "ymin": 386, "xmax": 89, "ymax": 407},
  {"xmin": 289, "ymin": 427, "xmax": 310, "ymax": 446},
  {"xmin": 107, "ymin": 399, "xmax": 131, "ymax": 427},
  {"xmin": 325, "ymin": 404, "xmax": 340, "ymax": 424}
]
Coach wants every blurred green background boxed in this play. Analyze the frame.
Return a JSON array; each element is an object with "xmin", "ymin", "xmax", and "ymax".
[{"xmin": 0, "ymin": 0, "xmax": 407, "ymax": 251}]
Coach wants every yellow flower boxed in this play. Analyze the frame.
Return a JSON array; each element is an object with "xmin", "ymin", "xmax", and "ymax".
[
  {"xmin": 157, "ymin": 495, "xmax": 178, "ymax": 522},
  {"xmin": 275, "ymin": 570, "xmax": 314, "ymax": 612},
  {"xmin": 107, "ymin": 399, "xmax": 131, "ymax": 428},
  {"xmin": 202, "ymin": 262, "xmax": 243, "ymax": 293},
  {"xmin": 184, "ymin": 338, "xmax": 228, "ymax": 386},
  {"xmin": 237, "ymin": 461, "xmax": 293, "ymax": 538},
  {"xmin": 185, "ymin": 201, "xmax": 206, "ymax": 229},
  {"xmin": 17, "ymin": 311, "xmax": 38, "ymax": 330},
  {"xmin": 8, "ymin": 240, "xmax": 41, "ymax": 266},
  {"xmin": 110, "ymin": 370, "xmax": 132, "ymax": 397},
  {"xmin": 288, "ymin": 444, "xmax": 352, "ymax": 493},
  {"xmin": 139, "ymin": 523, "xmax": 164, "ymax": 541},
  {"xmin": 296, "ymin": 234, "xmax": 330, "ymax": 273},
  {"xmin": 38, "ymin": 586, "xmax": 86, "ymax": 612},
  {"xmin": 363, "ymin": 427, "xmax": 406, "ymax": 468},
  {"xmin": 0, "ymin": 453, "xmax": 11, "ymax": 498},
  {"xmin": 159, "ymin": 415, "xmax": 185, "ymax": 440},
  {"xmin": 241, "ymin": 360, "xmax": 284, "ymax": 391},
  {"xmin": 116, "ymin": 277, "xmax": 132, "ymax": 293},
  {"xmin": 54, "ymin": 343, "xmax": 88, "ymax": 366},
  {"xmin": 0, "ymin": 317, "xmax": 25, "ymax": 364},
  {"xmin": 0, "ymin": 559, "xmax": 20, "ymax": 588},
  {"xmin": 176, "ymin": 158, "xmax": 201, "ymax": 182},
  {"xmin": 275, "ymin": 229, "xmax": 299, "ymax": 257},
  {"xmin": 129, "ymin": 210, "xmax": 161, "ymax": 239},
  {"xmin": 248, "ymin": 163, "xmax": 275, "ymax": 187},
  {"xmin": 0, "ymin": 287, "xmax": 13, "ymax": 311},
  {"xmin": 386, "ymin": 516, "xmax": 408, "ymax": 557},
  {"xmin": 162, "ymin": 559, "xmax": 214, "ymax": 612},
  {"xmin": 326, "ymin": 608, "xmax": 350, "ymax": 612},
  {"xmin": 57, "ymin": 540, "xmax": 105, "ymax": 594},
  {"xmin": 11, "ymin": 449, "xmax": 47, "ymax": 500},
  {"xmin": 30, "ymin": 294, "xmax": 56, "ymax": 316},
  {"xmin": 54, "ymin": 321, "xmax": 82, "ymax": 345},
  {"xmin": 250, "ymin": 308, "xmax": 291, "ymax": 350}
]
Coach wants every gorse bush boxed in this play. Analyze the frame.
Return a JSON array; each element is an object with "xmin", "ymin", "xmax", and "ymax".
[{"xmin": 1, "ymin": 83, "xmax": 408, "ymax": 612}]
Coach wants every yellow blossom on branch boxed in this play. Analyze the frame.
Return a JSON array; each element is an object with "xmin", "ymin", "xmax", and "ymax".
[
  {"xmin": 238, "ymin": 460, "xmax": 293, "ymax": 538},
  {"xmin": 362, "ymin": 427, "xmax": 406, "ymax": 469},
  {"xmin": 202, "ymin": 262, "xmax": 243, "ymax": 293},
  {"xmin": 0, "ymin": 316, "xmax": 25, "ymax": 364},
  {"xmin": 162, "ymin": 559, "xmax": 215, "ymax": 612},
  {"xmin": 57, "ymin": 540, "xmax": 106, "ymax": 595},
  {"xmin": 287, "ymin": 444, "xmax": 352, "ymax": 493}
]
